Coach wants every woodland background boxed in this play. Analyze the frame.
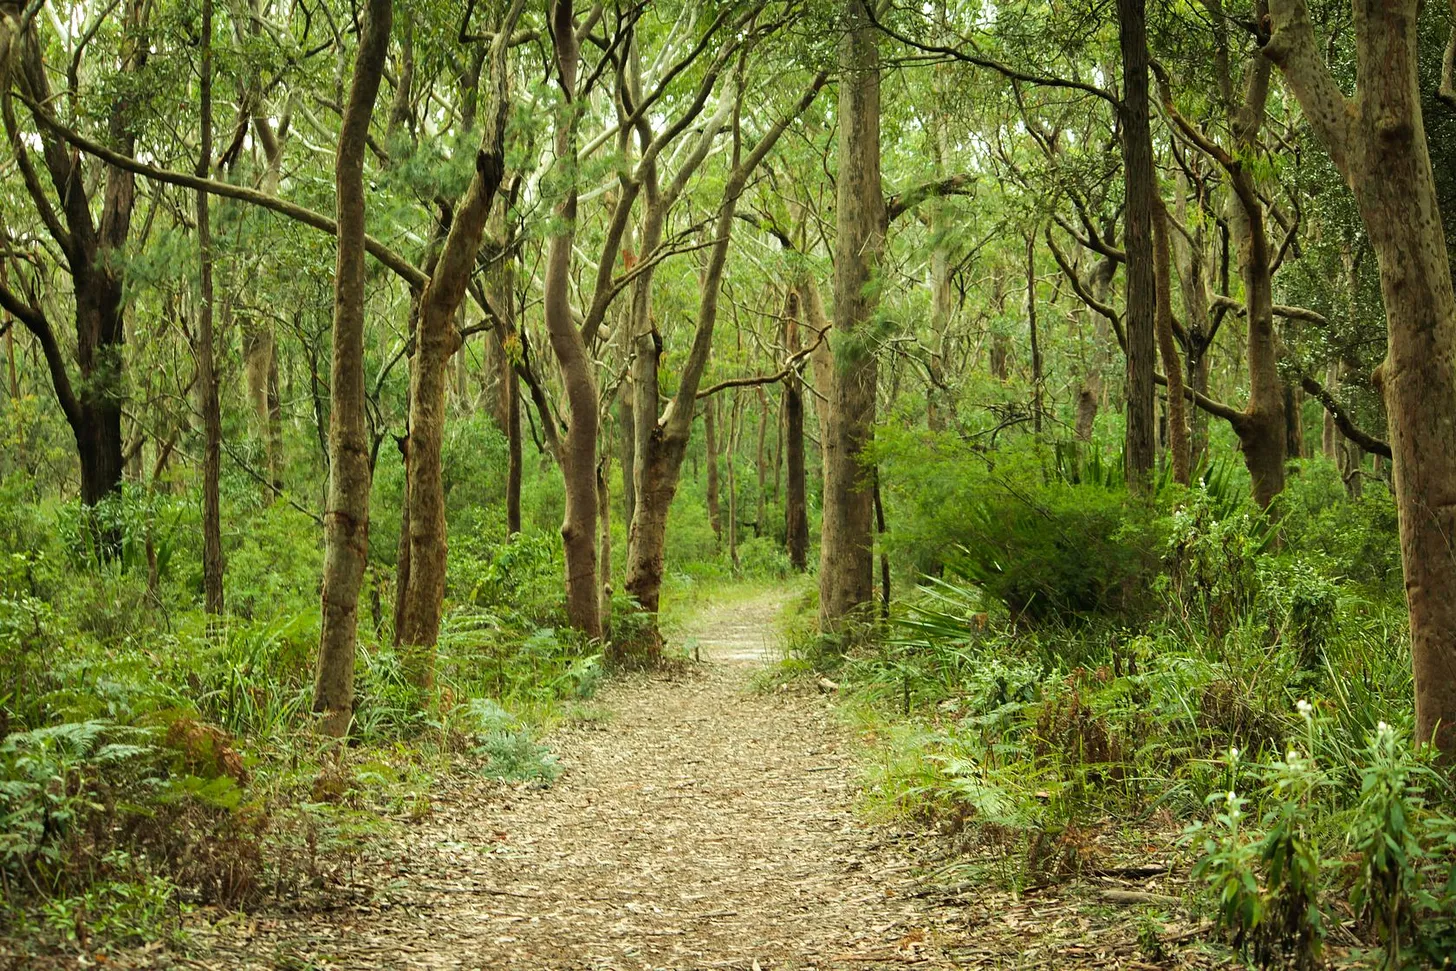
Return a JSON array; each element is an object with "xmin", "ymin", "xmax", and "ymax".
[{"xmin": 3, "ymin": 0, "xmax": 1456, "ymax": 965}]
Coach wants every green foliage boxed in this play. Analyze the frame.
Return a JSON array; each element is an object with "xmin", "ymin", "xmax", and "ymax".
[
  {"xmin": 455, "ymin": 699, "xmax": 562, "ymax": 783},
  {"xmin": 836, "ymin": 469, "xmax": 1445, "ymax": 963},
  {"xmin": 0, "ymin": 482, "xmax": 599, "ymax": 951},
  {"xmin": 876, "ymin": 432, "xmax": 1162, "ymax": 624}
]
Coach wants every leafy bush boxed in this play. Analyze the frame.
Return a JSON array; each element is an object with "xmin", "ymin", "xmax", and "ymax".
[
  {"xmin": 455, "ymin": 699, "xmax": 561, "ymax": 783},
  {"xmin": 877, "ymin": 433, "xmax": 1162, "ymax": 624}
]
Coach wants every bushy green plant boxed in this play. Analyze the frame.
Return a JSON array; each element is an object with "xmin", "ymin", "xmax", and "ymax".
[
  {"xmin": 736, "ymin": 536, "xmax": 792, "ymax": 580},
  {"xmin": 877, "ymin": 433, "xmax": 1163, "ymax": 624},
  {"xmin": 1162, "ymin": 488, "xmax": 1274, "ymax": 636},
  {"xmin": 456, "ymin": 698, "xmax": 561, "ymax": 783},
  {"xmin": 1348, "ymin": 723, "xmax": 1456, "ymax": 969},
  {"xmin": 450, "ymin": 528, "xmax": 564, "ymax": 626},
  {"xmin": 1277, "ymin": 463, "xmax": 1402, "ymax": 597}
]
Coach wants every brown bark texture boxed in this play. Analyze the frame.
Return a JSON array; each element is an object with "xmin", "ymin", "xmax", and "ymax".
[
  {"xmin": 1154, "ymin": 205, "xmax": 1190, "ymax": 485},
  {"xmin": 784, "ymin": 291, "xmax": 810, "ymax": 571},
  {"xmin": 545, "ymin": 0, "xmax": 602, "ymax": 640},
  {"xmin": 197, "ymin": 0, "xmax": 224, "ymax": 614},
  {"xmin": 819, "ymin": 0, "xmax": 883, "ymax": 632},
  {"xmin": 0, "ymin": 6, "xmax": 148, "ymax": 518},
  {"xmin": 622, "ymin": 71, "xmax": 825, "ymax": 624},
  {"xmin": 314, "ymin": 0, "xmax": 393, "ymax": 737},
  {"xmin": 1117, "ymin": 0, "xmax": 1157, "ymax": 493},
  {"xmin": 1268, "ymin": 0, "xmax": 1456, "ymax": 756},
  {"xmin": 395, "ymin": 0, "xmax": 523, "ymax": 669}
]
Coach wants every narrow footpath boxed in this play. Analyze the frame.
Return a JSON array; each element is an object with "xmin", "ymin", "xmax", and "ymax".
[{"xmin": 195, "ymin": 589, "xmax": 1216, "ymax": 970}]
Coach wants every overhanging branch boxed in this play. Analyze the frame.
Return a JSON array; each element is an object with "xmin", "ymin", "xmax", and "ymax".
[
  {"xmin": 19, "ymin": 94, "xmax": 427, "ymax": 290},
  {"xmin": 1301, "ymin": 372, "xmax": 1390, "ymax": 457}
]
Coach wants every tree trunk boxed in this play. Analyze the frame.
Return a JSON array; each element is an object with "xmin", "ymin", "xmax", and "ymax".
[
  {"xmin": 1026, "ymin": 233, "xmax": 1043, "ymax": 433},
  {"xmin": 773, "ymin": 393, "xmax": 783, "ymax": 504},
  {"xmin": 874, "ymin": 471, "xmax": 889, "ymax": 619},
  {"xmin": 619, "ymin": 73, "xmax": 827, "ymax": 628},
  {"xmin": 243, "ymin": 324, "xmax": 281, "ymax": 492},
  {"xmin": 392, "ymin": 434, "xmax": 411, "ymax": 640},
  {"xmin": 506, "ymin": 365, "xmax": 522, "ymax": 535},
  {"xmin": 598, "ymin": 454, "xmax": 612, "ymax": 638},
  {"xmin": 989, "ymin": 267, "xmax": 1010, "ymax": 381},
  {"xmin": 197, "ymin": 0, "xmax": 224, "ymax": 615},
  {"xmin": 927, "ymin": 121, "xmax": 954, "ymax": 432},
  {"xmin": 755, "ymin": 386, "xmax": 768, "ymax": 535},
  {"xmin": 784, "ymin": 290, "xmax": 809, "ymax": 571},
  {"xmin": 1285, "ymin": 382, "xmax": 1304, "ymax": 460},
  {"xmin": 1, "ymin": 11, "xmax": 136, "ymax": 521},
  {"xmin": 1268, "ymin": 0, "xmax": 1456, "ymax": 756},
  {"xmin": 819, "ymin": 0, "xmax": 883, "ymax": 632},
  {"xmin": 1117, "ymin": 0, "xmax": 1158, "ymax": 493},
  {"xmin": 726, "ymin": 393, "xmax": 741, "ymax": 572},
  {"xmin": 1154, "ymin": 204, "xmax": 1190, "ymax": 485},
  {"xmin": 545, "ymin": 0, "xmax": 601, "ymax": 640},
  {"xmin": 1173, "ymin": 172, "xmax": 1213, "ymax": 467},
  {"xmin": 395, "ymin": 1, "xmax": 521, "ymax": 668},
  {"xmin": 484, "ymin": 232, "xmax": 521, "ymax": 536},
  {"xmin": 618, "ymin": 381, "xmax": 635, "ymax": 528},
  {"xmin": 802, "ymin": 277, "xmax": 835, "ymax": 464},
  {"xmin": 314, "ymin": 0, "xmax": 393, "ymax": 737},
  {"xmin": 704, "ymin": 398, "xmax": 722, "ymax": 544},
  {"xmin": 4, "ymin": 296, "xmax": 17, "ymax": 401}
]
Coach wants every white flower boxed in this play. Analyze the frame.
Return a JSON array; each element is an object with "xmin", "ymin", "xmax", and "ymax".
[
  {"xmin": 1296, "ymin": 699, "xmax": 1313, "ymax": 717},
  {"xmin": 1378, "ymin": 720, "xmax": 1390, "ymax": 734},
  {"xmin": 1229, "ymin": 747, "xmax": 1240, "ymax": 762}
]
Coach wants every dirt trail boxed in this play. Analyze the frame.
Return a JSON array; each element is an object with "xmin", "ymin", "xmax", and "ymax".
[
  {"xmin": 189, "ymin": 590, "xmax": 1222, "ymax": 970},
  {"xmin": 200, "ymin": 588, "xmax": 974, "ymax": 970}
]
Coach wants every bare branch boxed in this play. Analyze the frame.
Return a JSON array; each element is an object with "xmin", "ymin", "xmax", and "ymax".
[{"xmin": 1300, "ymin": 373, "xmax": 1390, "ymax": 457}]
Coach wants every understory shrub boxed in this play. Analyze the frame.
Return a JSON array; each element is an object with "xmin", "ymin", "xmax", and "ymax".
[{"xmin": 823, "ymin": 459, "xmax": 1437, "ymax": 963}]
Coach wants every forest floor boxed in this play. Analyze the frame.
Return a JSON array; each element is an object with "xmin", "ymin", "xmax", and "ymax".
[{"xmin": 104, "ymin": 587, "xmax": 1228, "ymax": 970}]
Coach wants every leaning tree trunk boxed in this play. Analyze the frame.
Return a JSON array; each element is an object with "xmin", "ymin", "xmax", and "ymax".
[
  {"xmin": 619, "ymin": 72, "xmax": 826, "ymax": 628},
  {"xmin": 1268, "ymin": 0, "xmax": 1456, "ymax": 756},
  {"xmin": 1117, "ymin": 0, "xmax": 1158, "ymax": 493},
  {"xmin": 394, "ymin": 0, "xmax": 521, "ymax": 676},
  {"xmin": 314, "ymin": 0, "xmax": 393, "ymax": 737}
]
